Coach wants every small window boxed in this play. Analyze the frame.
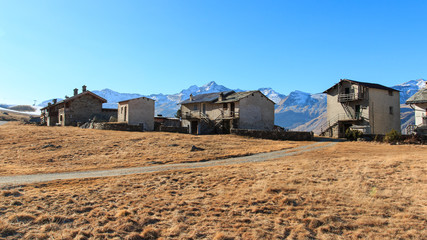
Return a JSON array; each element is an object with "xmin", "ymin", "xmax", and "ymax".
[
  {"xmin": 121, "ymin": 107, "xmax": 123, "ymax": 114},
  {"xmin": 193, "ymin": 104, "xmax": 198, "ymax": 111},
  {"xmin": 223, "ymin": 103, "xmax": 228, "ymax": 109},
  {"xmin": 388, "ymin": 90, "xmax": 393, "ymax": 96},
  {"xmin": 389, "ymin": 106, "xmax": 393, "ymax": 115}
]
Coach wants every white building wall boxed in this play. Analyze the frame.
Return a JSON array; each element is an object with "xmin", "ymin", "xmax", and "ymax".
[
  {"xmin": 368, "ymin": 88, "xmax": 401, "ymax": 134},
  {"xmin": 414, "ymin": 103, "xmax": 427, "ymax": 126},
  {"xmin": 118, "ymin": 97, "xmax": 155, "ymax": 131}
]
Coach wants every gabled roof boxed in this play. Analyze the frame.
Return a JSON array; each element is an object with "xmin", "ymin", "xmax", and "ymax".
[
  {"xmin": 118, "ymin": 96, "xmax": 155, "ymax": 104},
  {"xmin": 180, "ymin": 91, "xmax": 235, "ymax": 104},
  {"xmin": 41, "ymin": 91, "xmax": 107, "ymax": 110},
  {"xmin": 324, "ymin": 79, "xmax": 399, "ymax": 93},
  {"xmin": 216, "ymin": 90, "xmax": 275, "ymax": 104},
  {"xmin": 406, "ymin": 88, "xmax": 427, "ymax": 104},
  {"xmin": 180, "ymin": 90, "xmax": 275, "ymax": 105}
]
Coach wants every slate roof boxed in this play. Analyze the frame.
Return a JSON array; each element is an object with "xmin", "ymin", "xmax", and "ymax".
[
  {"xmin": 406, "ymin": 88, "xmax": 427, "ymax": 104},
  {"xmin": 41, "ymin": 91, "xmax": 107, "ymax": 110},
  {"xmin": 180, "ymin": 90, "xmax": 275, "ymax": 105},
  {"xmin": 324, "ymin": 79, "xmax": 399, "ymax": 93},
  {"xmin": 217, "ymin": 91, "xmax": 268, "ymax": 103},
  {"xmin": 180, "ymin": 91, "xmax": 235, "ymax": 104}
]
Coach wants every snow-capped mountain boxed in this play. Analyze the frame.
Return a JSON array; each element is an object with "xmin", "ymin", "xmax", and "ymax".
[
  {"xmin": 38, "ymin": 79, "xmax": 425, "ymax": 133},
  {"xmin": 392, "ymin": 79, "xmax": 426, "ymax": 104}
]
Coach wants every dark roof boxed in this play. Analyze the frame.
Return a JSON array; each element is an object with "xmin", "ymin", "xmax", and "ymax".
[
  {"xmin": 180, "ymin": 90, "xmax": 275, "ymax": 105},
  {"xmin": 180, "ymin": 91, "xmax": 235, "ymax": 104},
  {"xmin": 406, "ymin": 88, "xmax": 427, "ymax": 104},
  {"xmin": 216, "ymin": 90, "xmax": 275, "ymax": 104},
  {"xmin": 324, "ymin": 79, "xmax": 399, "ymax": 93},
  {"xmin": 118, "ymin": 96, "xmax": 155, "ymax": 104},
  {"xmin": 41, "ymin": 91, "xmax": 107, "ymax": 110}
]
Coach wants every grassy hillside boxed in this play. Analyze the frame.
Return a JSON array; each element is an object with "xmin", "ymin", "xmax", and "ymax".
[{"xmin": 0, "ymin": 124, "xmax": 425, "ymax": 239}]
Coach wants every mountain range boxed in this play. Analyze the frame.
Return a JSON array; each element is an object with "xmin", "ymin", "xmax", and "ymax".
[{"xmin": 38, "ymin": 79, "xmax": 425, "ymax": 133}]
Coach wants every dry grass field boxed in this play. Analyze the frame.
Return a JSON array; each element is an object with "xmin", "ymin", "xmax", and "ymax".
[
  {"xmin": 0, "ymin": 124, "xmax": 426, "ymax": 239},
  {"xmin": 0, "ymin": 122, "xmax": 304, "ymax": 176}
]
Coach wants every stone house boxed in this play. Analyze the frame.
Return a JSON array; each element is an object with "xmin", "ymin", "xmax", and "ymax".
[
  {"xmin": 405, "ymin": 82, "xmax": 427, "ymax": 135},
  {"xmin": 117, "ymin": 97, "xmax": 155, "ymax": 131},
  {"xmin": 41, "ymin": 86, "xmax": 115, "ymax": 126},
  {"xmin": 321, "ymin": 79, "xmax": 400, "ymax": 138},
  {"xmin": 180, "ymin": 90, "xmax": 275, "ymax": 134}
]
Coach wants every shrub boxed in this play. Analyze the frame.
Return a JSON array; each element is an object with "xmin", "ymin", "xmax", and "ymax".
[
  {"xmin": 345, "ymin": 129, "xmax": 363, "ymax": 141},
  {"xmin": 384, "ymin": 129, "xmax": 401, "ymax": 143}
]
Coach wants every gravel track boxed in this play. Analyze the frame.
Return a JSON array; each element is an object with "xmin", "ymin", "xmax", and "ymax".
[{"xmin": 0, "ymin": 141, "xmax": 337, "ymax": 187}]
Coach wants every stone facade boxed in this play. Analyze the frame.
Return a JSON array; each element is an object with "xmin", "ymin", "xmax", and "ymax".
[
  {"xmin": 322, "ymin": 79, "xmax": 400, "ymax": 138},
  {"xmin": 118, "ymin": 97, "xmax": 155, "ymax": 131},
  {"xmin": 180, "ymin": 91, "xmax": 275, "ymax": 134},
  {"xmin": 41, "ymin": 86, "xmax": 112, "ymax": 126}
]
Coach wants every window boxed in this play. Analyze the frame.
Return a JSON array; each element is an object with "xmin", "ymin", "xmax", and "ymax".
[
  {"xmin": 223, "ymin": 103, "xmax": 228, "ymax": 109},
  {"xmin": 389, "ymin": 106, "xmax": 393, "ymax": 115},
  {"xmin": 388, "ymin": 90, "xmax": 393, "ymax": 96},
  {"xmin": 193, "ymin": 104, "xmax": 198, "ymax": 111},
  {"xmin": 121, "ymin": 107, "xmax": 123, "ymax": 114}
]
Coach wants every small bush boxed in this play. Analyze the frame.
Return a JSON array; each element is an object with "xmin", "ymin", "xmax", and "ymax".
[
  {"xmin": 384, "ymin": 129, "xmax": 401, "ymax": 143},
  {"xmin": 345, "ymin": 129, "xmax": 363, "ymax": 141}
]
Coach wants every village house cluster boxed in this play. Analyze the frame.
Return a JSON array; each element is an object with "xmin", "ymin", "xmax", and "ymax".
[{"xmin": 40, "ymin": 80, "xmax": 427, "ymax": 139}]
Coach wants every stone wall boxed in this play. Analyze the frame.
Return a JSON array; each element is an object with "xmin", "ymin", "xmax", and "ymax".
[
  {"xmin": 231, "ymin": 129, "xmax": 313, "ymax": 141},
  {"xmin": 81, "ymin": 122, "xmax": 143, "ymax": 131},
  {"xmin": 159, "ymin": 126, "xmax": 189, "ymax": 134}
]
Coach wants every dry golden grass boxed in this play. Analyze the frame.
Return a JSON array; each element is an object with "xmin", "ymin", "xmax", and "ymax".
[
  {"xmin": 0, "ymin": 122, "xmax": 304, "ymax": 176},
  {"xmin": 0, "ymin": 140, "xmax": 426, "ymax": 239}
]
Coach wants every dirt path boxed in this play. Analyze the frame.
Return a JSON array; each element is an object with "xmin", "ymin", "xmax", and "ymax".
[{"xmin": 0, "ymin": 141, "xmax": 337, "ymax": 187}]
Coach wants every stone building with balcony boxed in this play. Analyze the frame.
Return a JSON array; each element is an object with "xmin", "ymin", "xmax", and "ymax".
[
  {"xmin": 41, "ymin": 86, "xmax": 117, "ymax": 126},
  {"xmin": 405, "ymin": 82, "xmax": 427, "ymax": 137},
  {"xmin": 321, "ymin": 79, "xmax": 400, "ymax": 138},
  {"xmin": 179, "ymin": 90, "xmax": 275, "ymax": 134}
]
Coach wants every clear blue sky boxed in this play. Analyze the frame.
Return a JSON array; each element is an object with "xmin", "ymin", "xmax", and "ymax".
[{"xmin": 1, "ymin": 0, "xmax": 426, "ymax": 105}]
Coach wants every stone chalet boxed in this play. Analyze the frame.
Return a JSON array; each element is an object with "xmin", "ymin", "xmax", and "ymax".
[
  {"xmin": 321, "ymin": 79, "xmax": 400, "ymax": 138},
  {"xmin": 180, "ymin": 90, "xmax": 275, "ymax": 134},
  {"xmin": 41, "ymin": 86, "xmax": 117, "ymax": 126}
]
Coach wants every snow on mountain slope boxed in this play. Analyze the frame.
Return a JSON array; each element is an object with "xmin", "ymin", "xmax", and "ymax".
[
  {"xmin": 392, "ymin": 79, "xmax": 425, "ymax": 104},
  {"xmin": 259, "ymin": 88, "xmax": 286, "ymax": 104}
]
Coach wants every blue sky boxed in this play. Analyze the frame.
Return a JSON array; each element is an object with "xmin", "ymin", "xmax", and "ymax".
[{"xmin": 1, "ymin": 0, "xmax": 426, "ymax": 105}]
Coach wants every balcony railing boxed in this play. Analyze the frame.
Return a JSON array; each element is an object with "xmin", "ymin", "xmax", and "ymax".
[
  {"xmin": 338, "ymin": 93, "xmax": 363, "ymax": 102},
  {"xmin": 182, "ymin": 111, "xmax": 240, "ymax": 120}
]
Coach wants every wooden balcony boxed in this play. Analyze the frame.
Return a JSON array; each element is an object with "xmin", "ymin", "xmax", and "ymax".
[{"xmin": 338, "ymin": 93, "xmax": 363, "ymax": 103}]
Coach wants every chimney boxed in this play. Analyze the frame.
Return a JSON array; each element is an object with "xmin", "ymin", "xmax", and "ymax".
[
  {"xmin": 65, "ymin": 95, "xmax": 69, "ymax": 99},
  {"xmin": 82, "ymin": 85, "xmax": 87, "ymax": 92},
  {"xmin": 48, "ymin": 103, "xmax": 51, "ymax": 106},
  {"xmin": 74, "ymin": 88, "xmax": 78, "ymax": 96},
  {"xmin": 52, "ymin": 99, "xmax": 57, "ymax": 104},
  {"xmin": 189, "ymin": 94, "xmax": 194, "ymax": 101},
  {"xmin": 218, "ymin": 92, "xmax": 224, "ymax": 101}
]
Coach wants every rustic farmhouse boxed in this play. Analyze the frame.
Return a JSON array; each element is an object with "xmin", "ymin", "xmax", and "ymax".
[
  {"xmin": 180, "ymin": 90, "xmax": 275, "ymax": 134},
  {"xmin": 41, "ymin": 86, "xmax": 116, "ymax": 126},
  {"xmin": 405, "ymin": 81, "xmax": 427, "ymax": 136},
  {"xmin": 321, "ymin": 79, "xmax": 400, "ymax": 138},
  {"xmin": 117, "ymin": 97, "xmax": 155, "ymax": 131}
]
